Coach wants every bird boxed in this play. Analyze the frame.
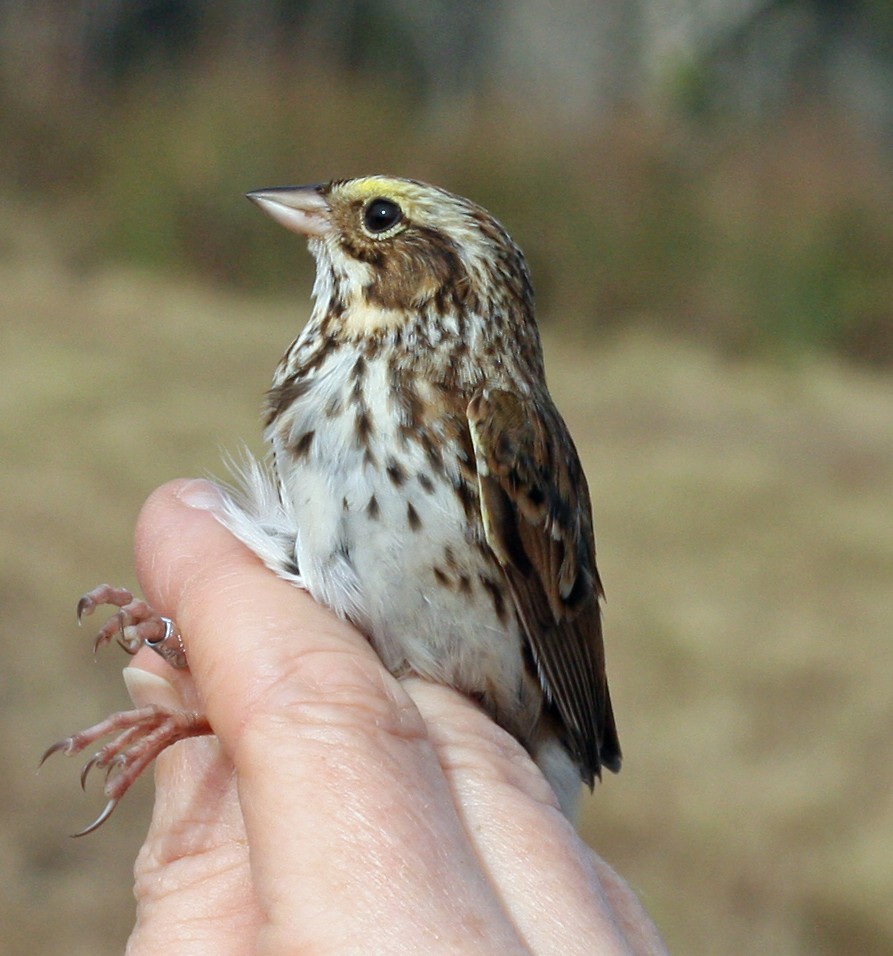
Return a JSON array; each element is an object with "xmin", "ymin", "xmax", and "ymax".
[{"xmin": 43, "ymin": 175, "xmax": 621, "ymax": 832}]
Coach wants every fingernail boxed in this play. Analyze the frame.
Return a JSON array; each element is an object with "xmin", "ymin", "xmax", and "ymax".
[
  {"xmin": 176, "ymin": 478, "xmax": 225, "ymax": 512},
  {"xmin": 123, "ymin": 666, "xmax": 183, "ymax": 710}
]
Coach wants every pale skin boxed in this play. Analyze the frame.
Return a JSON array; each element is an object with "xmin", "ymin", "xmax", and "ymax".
[{"xmin": 120, "ymin": 478, "xmax": 667, "ymax": 955}]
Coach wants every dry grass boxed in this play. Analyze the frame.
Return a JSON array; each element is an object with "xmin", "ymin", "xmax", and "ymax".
[{"xmin": 2, "ymin": 248, "xmax": 891, "ymax": 955}]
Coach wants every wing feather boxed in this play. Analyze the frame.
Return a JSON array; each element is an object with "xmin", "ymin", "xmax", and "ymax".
[{"xmin": 468, "ymin": 387, "xmax": 621, "ymax": 784}]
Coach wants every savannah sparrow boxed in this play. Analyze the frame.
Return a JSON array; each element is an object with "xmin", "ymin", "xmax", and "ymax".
[{"xmin": 44, "ymin": 176, "xmax": 621, "ymax": 833}]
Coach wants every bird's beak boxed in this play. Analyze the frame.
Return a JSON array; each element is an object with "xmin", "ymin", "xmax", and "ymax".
[{"xmin": 246, "ymin": 185, "xmax": 331, "ymax": 238}]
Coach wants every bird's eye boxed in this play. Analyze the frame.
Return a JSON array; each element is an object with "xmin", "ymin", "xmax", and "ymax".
[{"xmin": 364, "ymin": 198, "xmax": 403, "ymax": 234}]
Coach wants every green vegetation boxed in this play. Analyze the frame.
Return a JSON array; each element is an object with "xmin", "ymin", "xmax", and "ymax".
[{"xmin": 2, "ymin": 62, "xmax": 892, "ymax": 364}]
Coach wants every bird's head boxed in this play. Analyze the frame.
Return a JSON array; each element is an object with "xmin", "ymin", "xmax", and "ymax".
[{"xmin": 247, "ymin": 176, "xmax": 535, "ymax": 342}]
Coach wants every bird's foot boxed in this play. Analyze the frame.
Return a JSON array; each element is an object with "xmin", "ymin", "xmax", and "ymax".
[
  {"xmin": 42, "ymin": 585, "xmax": 200, "ymax": 833},
  {"xmin": 41, "ymin": 706, "xmax": 212, "ymax": 835},
  {"xmin": 77, "ymin": 583, "xmax": 186, "ymax": 669}
]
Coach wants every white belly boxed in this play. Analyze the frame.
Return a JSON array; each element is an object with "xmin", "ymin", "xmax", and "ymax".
[{"xmin": 270, "ymin": 348, "xmax": 527, "ymax": 702}]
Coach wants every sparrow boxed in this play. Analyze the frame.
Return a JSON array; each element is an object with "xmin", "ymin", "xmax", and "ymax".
[{"xmin": 44, "ymin": 176, "xmax": 621, "ymax": 833}]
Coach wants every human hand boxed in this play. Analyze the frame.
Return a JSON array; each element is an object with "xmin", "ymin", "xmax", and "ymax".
[{"xmin": 122, "ymin": 479, "xmax": 666, "ymax": 955}]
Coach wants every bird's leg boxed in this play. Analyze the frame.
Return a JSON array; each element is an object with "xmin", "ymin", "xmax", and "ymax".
[{"xmin": 42, "ymin": 585, "xmax": 209, "ymax": 834}]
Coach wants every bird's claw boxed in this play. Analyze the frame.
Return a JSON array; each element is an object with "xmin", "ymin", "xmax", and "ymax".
[
  {"xmin": 40, "ymin": 705, "xmax": 212, "ymax": 835},
  {"xmin": 77, "ymin": 583, "xmax": 187, "ymax": 668},
  {"xmin": 42, "ymin": 587, "xmax": 203, "ymax": 834},
  {"xmin": 72, "ymin": 797, "xmax": 120, "ymax": 838}
]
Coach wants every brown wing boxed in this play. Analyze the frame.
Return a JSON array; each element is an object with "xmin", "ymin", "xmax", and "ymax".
[{"xmin": 467, "ymin": 387, "xmax": 621, "ymax": 785}]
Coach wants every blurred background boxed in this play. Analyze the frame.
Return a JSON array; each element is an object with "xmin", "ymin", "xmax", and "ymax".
[{"xmin": 1, "ymin": 1, "xmax": 891, "ymax": 952}]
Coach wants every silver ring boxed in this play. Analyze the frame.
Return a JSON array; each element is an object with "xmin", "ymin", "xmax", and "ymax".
[{"xmin": 145, "ymin": 617, "xmax": 187, "ymax": 669}]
